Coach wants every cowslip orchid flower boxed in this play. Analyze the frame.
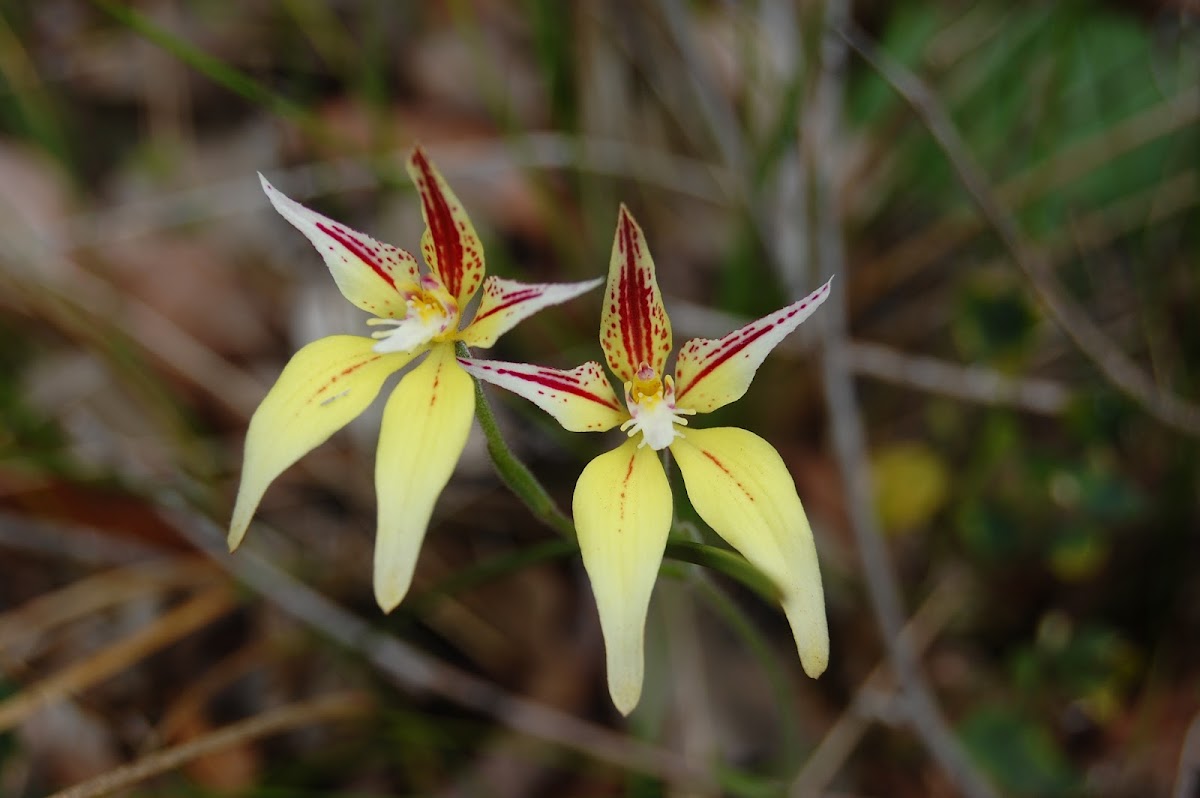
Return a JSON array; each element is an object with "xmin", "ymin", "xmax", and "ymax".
[
  {"xmin": 229, "ymin": 147, "xmax": 601, "ymax": 611},
  {"xmin": 460, "ymin": 206, "xmax": 832, "ymax": 714}
]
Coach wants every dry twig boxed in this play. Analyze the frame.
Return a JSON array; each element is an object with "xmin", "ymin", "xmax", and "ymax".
[
  {"xmin": 837, "ymin": 22, "xmax": 1200, "ymax": 437},
  {"xmin": 48, "ymin": 691, "xmax": 372, "ymax": 798},
  {"xmin": 790, "ymin": 570, "xmax": 967, "ymax": 795},
  {"xmin": 802, "ymin": 4, "xmax": 999, "ymax": 797},
  {"xmin": 161, "ymin": 501, "xmax": 715, "ymax": 791},
  {"xmin": 0, "ymin": 586, "xmax": 237, "ymax": 732}
]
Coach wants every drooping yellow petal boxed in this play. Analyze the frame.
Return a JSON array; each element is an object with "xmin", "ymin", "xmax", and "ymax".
[
  {"xmin": 670, "ymin": 427, "xmax": 829, "ymax": 678},
  {"xmin": 674, "ymin": 279, "xmax": 833, "ymax": 414},
  {"xmin": 374, "ymin": 343, "xmax": 475, "ymax": 612},
  {"xmin": 599, "ymin": 205, "xmax": 672, "ymax": 383},
  {"xmin": 573, "ymin": 439, "xmax": 673, "ymax": 715},
  {"xmin": 229, "ymin": 335, "xmax": 413, "ymax": 550},
  {"xmin": 458, "ymin": 357, "xmax": 626, "ymax": 432},
  {"xmin": 259, "ymin": 174, "xmax": 419, "ymax": 318},
  {"xmin": 459, "ymin": 275, "xmax": 604, "ymax": 348},
  {"xmin": 406, "ymin": 148, "xmax": 486, "ymax": 307}
]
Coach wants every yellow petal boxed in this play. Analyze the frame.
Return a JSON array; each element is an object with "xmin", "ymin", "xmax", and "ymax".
[
  {"xmin": 458, "ymin": 357, "xmax": 626, "ymax": 432},
  {"xmin": 674, "ymin": 279, "xmax": 833, "ymax": 413},
  {"xmin": 259, "ymin": 174, "xmax": 419, "ymax": 317},
  {"xmin": 599, "ymin": 205, "xmax": 672, "ymax": 383},
  {"xmin": 229, "ymin": 335, "xmax": 412, "ymax": 550},
  {"xmin": 459, "ymin": 275, "xmax": 603, "ymax": 348},
  {"xmin": 670, "ymin": 427, "xmax": 828, "ymax": 678},
  {"xmin": 407, "ymin": 147, "xmax": 486, "ymax": 307},
  {"xmin": 573, "ymin": 439, "xmax": 673, "ymax": 714},
  {"xmin": 374, "ymin": 344, "xmax": 475, "ymax": 612}
]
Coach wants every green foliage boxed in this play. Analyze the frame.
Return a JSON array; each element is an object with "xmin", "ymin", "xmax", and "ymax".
[
  {"xmin": 952, "ymin": 274, "xmax": 1040, "ymax": 366},
  {"xmin": 960, "ymin": 706, "xmax": 1078, "ymax": 796}
]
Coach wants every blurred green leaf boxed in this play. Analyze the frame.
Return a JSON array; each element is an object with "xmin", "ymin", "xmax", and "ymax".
[
  {"xmin": 960, "ymin": 706, "xmax": 1078, "ymax": 796},
  {"xmin": 957, "ymin": 500, "xmax": 1023, "ymax": 561},
  {"xmin": 953, "ymin": 276, "xmax": 1039, "ymax": 365},
  {"xmin": 1047, "ymin": 524, "xmax": 1110, "ymax": 582}
]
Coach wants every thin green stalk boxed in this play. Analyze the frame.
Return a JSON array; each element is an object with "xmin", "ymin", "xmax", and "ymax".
[
  {"xmin": 463, "ymin": 343, "xmax": 576, "ymax": 540},
  {"xmin": 662, "ymin": 539, "xmax": 781, "ymax": 605},
  {"xmin": 408, "ymin": 538, "xmax": 577, "ymax": 614},
  {"xmin": 92, "ymin": 1, "xmax": 307, "ymax": 124}
]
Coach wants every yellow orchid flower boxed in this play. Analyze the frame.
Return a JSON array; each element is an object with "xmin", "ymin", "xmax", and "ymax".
[
  {"xmin": 459, "ymin": 206, "xmax": 831, "ymax": 714},
  {"xmin": 230, "ymin": 147, "xmax": 601, "ymax": 612}
]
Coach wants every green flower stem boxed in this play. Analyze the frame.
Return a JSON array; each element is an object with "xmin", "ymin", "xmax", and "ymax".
[
  {"xmin": 663, "ymin": 539, "xmax": 781, "ymax": 605},
  {"xmin": 464, "ymin": 344, "xmax": 576, "ymax": 541},
  {"xmin": 409, "ymin": 538, "xmax": 578, "ymax": 613}
]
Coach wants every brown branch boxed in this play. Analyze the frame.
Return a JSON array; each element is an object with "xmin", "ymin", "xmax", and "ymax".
[
  {"xmin": 801, "ymin": 4, "xmax": 1000, "ymax": 797},
  {"xmin": 48, "ymin": 691, "xmax": 372, "ymax": 798},
  {"xmin": 859, "ymin": 88, "xmax": 1200, "ymax": 292},
  {"xmin": 837, "ymin": 22, "xmax": 1200, "ymax": 437},
  {"xmin": 0, "ymin": 586, "xmax": 237, "ymax": 732},
  {"xmin": 0, "ymin": 557, "xmax": 218, "ymax": 659},
  {"xmin": 160, "ymin": 501, "xmax": 713, "ymax": 790},
  {"xmin": 790, "ymin": 570, "xmax": 966, "ymax": 795},
  {"xmin": 668, "ymin": 297, "xmax": 1072, "ymax": 415}
]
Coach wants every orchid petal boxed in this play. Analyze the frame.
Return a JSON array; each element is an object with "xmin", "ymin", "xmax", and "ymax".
[
  {"xmin": 574, "ymin": 439, "xmax": 673, "ymax": 715},
  {"xmin": 259, "ymin": 174, "xmax": 419, "ymax": 317},
  {"xmin": 599, "ymin": 205, "xmax": 671, "ymax": 383},
  {"xmin": 674, "ymin": 279, "xmax": 833, "ymax": 414},
  {"xmin": 670, "ymin": 427, "xmax": 828, "ymax": 678},
  {"xmin": 406, "ymin": 148, "xmax": 486, "ymax": 307},
  {"xmin": 459, "ymin": 275, "xmax": 603, "ymax": 348},
  {"xmin": 459, "ymin": 357, "xmax": 625, "ymax": 432},
  {"xmin": 374, "ymin": 344, "xmax": 475, "ymax": 612},
  {"xmin": 229, "ymin": 335, "xmax": 414, "ymax": 550}
]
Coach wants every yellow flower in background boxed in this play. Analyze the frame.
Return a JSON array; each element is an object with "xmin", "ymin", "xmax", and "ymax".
[
  {"xmin": 230, "ymin": 147, "xmax": 601, "ymax": 612},
  {"xmin": 460, "ymin": 206, "xmax": 831, "ymax": 714}
]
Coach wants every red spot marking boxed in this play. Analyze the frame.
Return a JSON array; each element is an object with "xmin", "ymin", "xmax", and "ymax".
[
  {"xmin": 472, "ymin": 287, "xmax": 542, "ymax": 323},
  {"xmin": 314, "ymin": 356, "xmax": 379, "ymax": 397},
  {"xmin": 677, "ymin": 323, "xmax": 775, "ymax": 402},
  {"xmin": 316, "ymin": 223, "xmax": 396, "ymax": 290},
  {"xmin": 412, "ymin": 150, "xmax": 466, "ymax": 298},
  {"xmin": 496, "ymin": 368, "xmax": 621, "ymax": 410}
]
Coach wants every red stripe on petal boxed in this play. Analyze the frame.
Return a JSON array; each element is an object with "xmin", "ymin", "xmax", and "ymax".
[
  {"xmin": 617, "ymin": 210, "xmax": 654, "ymax": 369},
  {"xmin": 701, "ymin": 449, "xmax": 756, "ymax": 503},
  {"xmin": 471, "ymin": 287, "xmax": 542, "ymax": 323},
  {"xmin": 494, "ymin": 367, "xmax": 622, "ymax": 410},
  {"xmin": 315, "ymin": 223, "xmax": 396, "ymax": 290},
  {"xmin": 677, "ymin": 323, "xmax": 775, "ymax": 403},
  {"xmin": 411, "ymin": 149, "xmax": 465, "ymax": 298}
]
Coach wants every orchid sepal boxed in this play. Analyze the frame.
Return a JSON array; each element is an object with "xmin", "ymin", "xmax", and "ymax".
[
  {"xmin": 674, "ymin": 277, "xmax": 834, "ymax": 414},
  {"xmin": 458, "ymin": 357, "xmax": 625, "ymax": 432},
  {"xmin": 670, "ymin": 427, "xmax": 829, "ymax": 677},
  {"xmin": 374, "ymin": 344, "xmax": 475, "ymax": 611},
  {"xmin": 600, "ymin": 205, "xmax": 671, "ymax": 383},
  {"xmin": 229, "ymin": 335, "xmax": 415, "ymax": 551},
  {"xmin": 406, "ymin": 147, "xmax": 485, "ymax": 307},
  {"xmin": 573, "ymin": 438, "xmax": 673, "ymax": 715},
  {"xmin": 259, "ymin": 174, "xmax": 419, "ymax": 318},
  {"xmin": 460, "ymin": 275, "xmax": 604, "ymax": 348}
]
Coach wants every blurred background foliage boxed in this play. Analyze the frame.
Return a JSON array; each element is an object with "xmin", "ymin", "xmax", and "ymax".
[{"xmin": 0, "ymin": 1, "xmax": 1197, "ymax": 796}]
